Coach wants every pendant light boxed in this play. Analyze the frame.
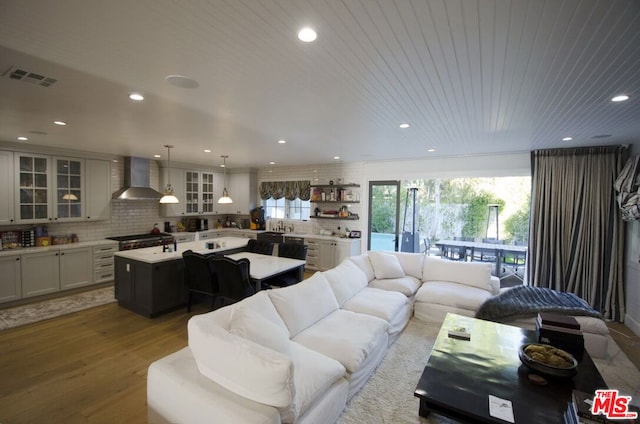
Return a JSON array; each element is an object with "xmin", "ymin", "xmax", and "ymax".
[
  {"xmin": 159, "ymin": 145, "xmax": 179, "ymax": 204},
  {"xmin": 217, "ymin": 155, "xmax": 233, "ymax": 204}
]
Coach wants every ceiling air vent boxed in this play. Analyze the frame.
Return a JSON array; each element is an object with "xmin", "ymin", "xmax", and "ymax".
[{"xmin": 2, "ymin": 66, "xmax": 57, "ymax": 87}]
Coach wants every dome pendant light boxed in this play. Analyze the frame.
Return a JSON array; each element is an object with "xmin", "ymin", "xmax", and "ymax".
[
  {"xmin": 218, "ymin": 155, "xmax": 233, "ymax": 204},
  {"xmin": 159, "ymin": 145, "xmax": 179, "ymax": 204}
]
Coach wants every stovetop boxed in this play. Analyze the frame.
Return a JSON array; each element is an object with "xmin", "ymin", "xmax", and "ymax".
[{"xmin": 107, "ymin": 233, "xmax": 173, "ymax": 242}]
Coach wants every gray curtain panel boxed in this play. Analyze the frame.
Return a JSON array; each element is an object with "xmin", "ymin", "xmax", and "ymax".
[{"xmin": 528, "ymin": 146, "xmax": 628, "ymax": 321}]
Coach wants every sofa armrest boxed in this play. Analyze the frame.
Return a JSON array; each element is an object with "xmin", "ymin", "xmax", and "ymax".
[
  {"xmin": 489, "ymin": 276, "xmax": 500, "ymax": 295},
  {"xmin": 148, "ymin": 347, "xmax": 280, "ymax": 424}
]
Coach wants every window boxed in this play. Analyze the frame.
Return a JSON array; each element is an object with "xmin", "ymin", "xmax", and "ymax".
[{"xmin": 263, "ymin": 197, "xmax": 310, "ymax": 220}]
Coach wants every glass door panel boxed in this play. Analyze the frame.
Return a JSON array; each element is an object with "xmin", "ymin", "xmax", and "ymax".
[
  {"xmin": 185, "ymin": 171, "xmax": 199, "ymax": 213},
  {"xmin": 17, "ymin": 154, "xmax": 50, "ymax": 221},
  {"xmin": 368, "ymin": 181, "xmax": 401, "ymax": 251}
]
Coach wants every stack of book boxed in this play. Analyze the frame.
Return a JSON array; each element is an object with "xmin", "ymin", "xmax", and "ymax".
[{"xmin": 536, "ymin": 312, "xmax": 584, "ymax": 360}]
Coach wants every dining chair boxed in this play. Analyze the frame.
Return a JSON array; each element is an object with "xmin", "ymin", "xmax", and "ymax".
[
  {"xmin": 246, "ymin": 239, "xmax": 275, "ymax": 255},
  {"xmin": 182, "ymin": 250, "xmax": 219, "ymax": 312},
  {"xmin": 449, "ymin": 236, "xmax": 473, "ymax": 261},
  {"xmin": 264, "ymin": 242, "xmax": 308, "ymax": 287},
  {"xmin": 212, "ymin": 256, "xmax": 256, "ymax": 305}
]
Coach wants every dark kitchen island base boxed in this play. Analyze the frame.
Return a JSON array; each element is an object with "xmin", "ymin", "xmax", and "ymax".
[{"xmin": 114, "ymin": 256, "xmax": 186, "ymax": 318}]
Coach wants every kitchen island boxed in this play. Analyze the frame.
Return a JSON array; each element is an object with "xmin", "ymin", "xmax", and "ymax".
[{"xmin": 113, "ymin": 237, "xmax": 249, "ymax": 318}]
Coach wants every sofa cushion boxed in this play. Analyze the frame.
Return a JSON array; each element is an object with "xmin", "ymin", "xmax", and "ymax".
[
  {"xmin": 323, "ymin": 260, "xmax": 369, "ymax": 306},
  {"xmin": 292, "ymin": 309, "xmax": 388, "ymax": 373},
  {"xmin": 188, "ymin": 315, "xmax": 294, "ymax": 408},
  {"xmin": 342, "ymin": 287, "xmax": 408, "ymax": 322},
  {"xmin": 230, "ymin": 305, "xmax": 292, "ymax": 355},
  {"xmin": 368, "ymin": 275, "xmax": 422, "ymax": 297},
  {"xmin": 235, "ymin": 290, "xmax": 289, "ymax": 331},
  {"xmin": 388, "ymin": 251, "xmax": 424, "ymax": 279},
  {"xmin": 347, "ymin": 254, "xmax": 375, "ymax": 282},
  {"xmin": 422, "ymin": 256, "xmax": 493, "ymax": 292},
  {"xmin": 368, "ymin": 251, "xmax": 406, "ymax": 279},
  {"xmin": 415, "ymin": 280, "xmax": 493, "ymax": 311},
  {"xmin": 282, "ymin": 343, "xmax": 346, "ymax": 422},
  {"xmin": 268, "ymin": 272, "xmax": 339, "ymax": 337}
]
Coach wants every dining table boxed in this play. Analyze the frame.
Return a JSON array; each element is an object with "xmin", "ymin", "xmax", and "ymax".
[
  {"xmin": 435, "ymin": 239, "xmax": 527, "ymax": 278},
  {"xmin": 225, "ymin": 251, "xmax": 306, "ymax": 290}
]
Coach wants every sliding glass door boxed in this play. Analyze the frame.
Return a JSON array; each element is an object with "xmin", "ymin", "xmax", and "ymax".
[{"xmin": 368, "ymin": 181, "xmax": 401, "ymax": 251}]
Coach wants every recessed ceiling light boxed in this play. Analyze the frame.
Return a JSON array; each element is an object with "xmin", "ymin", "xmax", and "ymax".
[
  {"xmin": 154, "ymin": 154, "xmax": 161, "ymax": 158},
  {"xmin": 333, "ymin": 156, "xmax": 340, "ymax": 160},
  {"xmin": 427, "ymin": 148, "xmax": 435, "ymax": 152},
  {"xmin": 562, "ymin": 137, "xmax": 573, "ymax": 141},
  {"xmin": 399, "ymin": 123, "xmax": 410, "ymax": 129},
  {"xmin": 611, "ymin": 94, "xmax": 629, "ymax": 102},
  {"xmin": 269, "ymin": 161, "xmax": 276, "ymax": 165},
  {"xmin": 166, "ymin": 75, "xmax": 199, "ymax": 89},
  {"xmin": 17, "ymin": 136, "xmax": 28, "ymax": 141},
  {"xmin": 204, "ymin": 149, "xmax": 211, "ymax": 153},
  {"xmin": 278, "ymin": 139, "xmax": 287, "ymax": 144},
  {"xmin": 298, "ymin": 27, "xmax": 317, "ymax": 42},
  {"xmin": 53, "ymin": 120, "xmax": 67, "ymax": 126},
  {"xmin": 129, "ymin": 92, "xmax": 144, "ymax": 101}
]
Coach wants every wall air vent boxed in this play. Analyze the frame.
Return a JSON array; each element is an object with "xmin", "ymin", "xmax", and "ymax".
[{"xmin": 2, "ymin": 66, "xmax": 57, "ymax": 87}]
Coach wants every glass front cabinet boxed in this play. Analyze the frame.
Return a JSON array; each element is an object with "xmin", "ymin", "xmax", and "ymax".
[
  {"xmin": 185, "ymin": 171, "xmax": 215, "ymax": 215},
  {"xmin": 14, "ymin": 154, "xmax": 88, "ymax": 223},
  {"xmin": 15, "ymin": 153, "xmax": 52, "ymax": 223},
  {"xmin": 54, "ymin": 157, "xmax": 84, "ymax": 221}
]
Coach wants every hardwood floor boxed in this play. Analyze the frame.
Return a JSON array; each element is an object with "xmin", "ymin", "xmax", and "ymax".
[
  {"xmin": 1, "ymin": 293, "xmax": 639, "ymax": 424},
  {"xmin": 0, "ymin": 302, "xmax": 203, "ymax": 424}
]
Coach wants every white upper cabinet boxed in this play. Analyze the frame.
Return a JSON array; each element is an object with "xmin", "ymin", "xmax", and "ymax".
[
  {"xmin": 15, "ymin": 153, "xmax": 53, "ymax": 223},
  {"xmin": 224, "ymin": 172, "xmax": 257, "ymax": 215},
  {"xmin": 11, "ymin": 152, "xmax": 111, "ymax": 224},
  {"xmin": 53, "ymin": 157, "xmax": 84, "ymax": 222},
  {"xmin": 85, "ymin": 159, "xmax": 112, "ymax": 221},
  {"xmin": 0, "ymin": 151, "xmax": 15, "ymax": 224},
  {"xmin": 162, "ymin": 169, "xmax": 216, "ymax": 216}
]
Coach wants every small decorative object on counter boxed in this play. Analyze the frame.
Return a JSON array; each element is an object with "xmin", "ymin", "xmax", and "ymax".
[
  {"xmin": 71, "ymin": 233, "xmax": 79, "ymax": 243},
  {"xmin": 151, "ymin": 223, "xmax": 161, "ymax": 234},
  {"xmin": 217, "ymin": 219, "xmax": 222, "ymax": 229}
]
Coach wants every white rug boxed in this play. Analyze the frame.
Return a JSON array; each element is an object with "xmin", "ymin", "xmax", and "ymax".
[
  {"xmin": 338, "ymin": 319, "xmax": 640, "ymax": 424},
  {"xmin": 0, "ymin": 286, "xmax": 116, "ymax": 330}
]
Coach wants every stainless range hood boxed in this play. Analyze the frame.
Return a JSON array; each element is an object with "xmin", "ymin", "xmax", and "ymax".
[{"xmin": 112, "ymin": 157, "xmax": 163, "ymax": 200}]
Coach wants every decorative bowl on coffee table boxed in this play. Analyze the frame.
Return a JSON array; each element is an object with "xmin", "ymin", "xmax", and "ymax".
[{"xmin": 519, "ymin": 343, "xmax": 578, "ymax": 377}]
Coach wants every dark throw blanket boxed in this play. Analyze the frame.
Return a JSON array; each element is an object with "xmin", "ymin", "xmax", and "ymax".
[{"xmin": 476, "ymin": 286, "xmax": 602, "ymax": 322}]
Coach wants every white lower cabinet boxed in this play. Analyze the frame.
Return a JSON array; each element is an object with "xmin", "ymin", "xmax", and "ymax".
[
  {"xmin": 21, "ymin": 246, "xmax": 93, "ymax": 297},
  {"xmin": 0, "ymin": 255, "xmax": 21, "ymax": 303},
  {"xmin": 60, "ymin": 247, "xmax": 93, "ymax": 290},
  {"xmin": 93, "ymin": 244, "xmax": 118, "ymax": 283},
  {"xmin": 21, "ymin": 250, "xmax": 60, "ymax": 298},
  {"xmin": 305, "ymin": 237, "xmax": 360, "ymax": 271}
]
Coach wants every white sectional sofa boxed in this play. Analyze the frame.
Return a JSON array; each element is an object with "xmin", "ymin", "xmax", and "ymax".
[{"xmin": 147, "ymin": 250, "xmax": 609, "ymax": 424}]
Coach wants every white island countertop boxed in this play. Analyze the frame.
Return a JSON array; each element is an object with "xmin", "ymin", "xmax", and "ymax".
[{"xmin": 113, "ymin": 236, "xmax": 250, "ymax": 264}]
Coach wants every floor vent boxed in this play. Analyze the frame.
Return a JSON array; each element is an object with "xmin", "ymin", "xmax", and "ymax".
[{"xmin": 2, "ymin": 66, "xmax": 58, "ymax": 87}]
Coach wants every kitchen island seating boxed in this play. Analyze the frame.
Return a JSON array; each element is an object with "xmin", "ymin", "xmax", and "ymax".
[
  {"xmin": 265, "ymin": 242, "xmax": 309, "ymax": 287},
  {"xmin": 147, "ymin": 250, "xmax": 610, "ymax": 424},
  {"xmin": 246, "ymin": 239, "xmax": 275, "ymax": 255},
  {"xmin": 182, "ymin": 250, "xmax": 219, "ymax": 312},
  {"xmin": 212, "ymin": 256, "xmax": 257, "ymax": 305}
]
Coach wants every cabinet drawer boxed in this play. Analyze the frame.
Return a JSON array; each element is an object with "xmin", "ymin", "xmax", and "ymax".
[
  {"xmin": 95, "ymin": 270, "xmax": 114, "ymax": 283},
  {"xmin": 94, "ymin": 261, "xmax": 114, "ymax": 271},
  {"xmin": 94, "ymin": 253, "xmax": 114, "ymax": 263},
  {"xmin": 94, "ymin": 245, "xmax": 118, "ymax": 254}
]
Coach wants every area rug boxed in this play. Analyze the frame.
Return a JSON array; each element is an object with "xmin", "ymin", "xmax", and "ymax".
[
  {"xmin": 0, "ymin": 286, "xmax": 115, "ymax": 330},
  {"xmin": 337, "ymin": 319, "xmax": 640, "ymax": 424}
]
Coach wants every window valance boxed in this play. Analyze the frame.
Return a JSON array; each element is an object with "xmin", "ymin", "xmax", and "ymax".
[{"xmin": 259, "ymin": 180, "xmax": 311, "ymax": 201}]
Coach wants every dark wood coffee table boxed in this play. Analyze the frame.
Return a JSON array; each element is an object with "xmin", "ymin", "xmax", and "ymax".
[{"xmin": 414, "ymin": 313, "xmax": 607, "ymax": 423}]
